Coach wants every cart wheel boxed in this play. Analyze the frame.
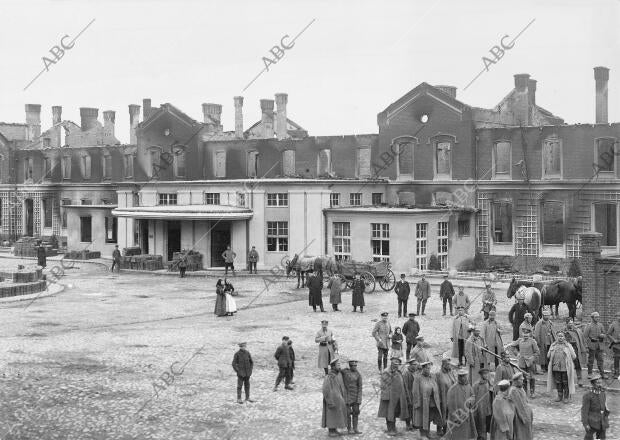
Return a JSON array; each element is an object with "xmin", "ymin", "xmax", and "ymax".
[
  {"xmin": 379, "ymin": 269, "xmax": 396, "ymax": 291},
  {"xmin": 361, "ymin": 271, "xmax": 376, "ymax": 293}
]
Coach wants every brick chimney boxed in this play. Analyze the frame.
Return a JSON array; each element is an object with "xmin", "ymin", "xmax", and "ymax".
[
  {"xmin": 128, "ymin": 104, "xmax": 141, "ymax": 144},
  {"xmin": 275, "ymin": 93, "xmax": 288, "ymax": 140},
  {"xmin": 260, "ymin": 99, "xmax": 275, "ymax": 138},
  {"xmin": 594, "ymin": 66, "xmax": 609, "ymax": 124},
  {"xmin": 25, "ymin": 104, "xmax": 41, "ymax": 140},
  {"xmin": 103, "ymin": 110, "xmax": 116, "ymax": 138},
  {"xmin": 80, "ymin": 107, "xmax": 99, "ymax": 131},
  {"xmin": 234, "ymin": 96, "xmax": 244, "ymax": 138},
  {"xmin": 143, "ymin": 99, "xmax": 152, "ymax": 120},
  {"xmin": 52, "ymin": 106, "xmax": 62, "ymax": 147},
  {"xmin": 434, "ymin": 85, "xmax": 457, "ymax": 99},
  {"xmin": 512, "ymin": 74, "xmax": 531, "ymax": 125},
  {"xmin": 202, "ymin": 103, "xmax": 222, "ymax": 134},
  {"xmin": 528, "ymin": 79, "xmax": 537, "ymax": 107}
]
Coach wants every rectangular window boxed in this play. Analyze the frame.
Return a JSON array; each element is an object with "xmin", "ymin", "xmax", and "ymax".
[
  {"xmin": 330, "ymin": 193, "xmax": 340, "ymax": 207},
  {"xmin": 80, "ymin": 216, "xmax": 92, "ymax": 242},
  {"xmin": 372, "ymin": 193, "xmax": 383, "ymax": 205},
  {"xmin": 81, "ymin": 199, "xmax": 92, "ymax": 205},
  {"xmin": 398, "ymin": 141, "xmax": 414, "ymax": 177},
  {"xmin": 542, "ymin": 138, "xmax": 562, "ymax": 177},
  {"xmin": 350, "ymin": 193, "xmax": 362, "ymax": 206},
  {"xmin": 282, "ymin": 150, "xmax": 296, "ymax": 176},
  {"xmin": 24, "ymin": 157, "xmax": 33, "ymax": 180},
  {"xmin": 267, "ymin": 193, "xmax": 288, "ymax": 206},
  {"xmin": 318, "ymin": 149, "xmax": 332, "ymax": 175},
  {"xmin": 150, "ymin": 149, "xmax": 161, "ymax": 178},
  {"xmin": 174, "ymin": 150, "xmax": 186, "ymax": 178},
  {"xmin": 205, "ymin": 193, "xmax": 220, "ymax": 205},
  {"xmin": 492, "ymin": 201, "xmax": 513, "ymax": 243},
  {"xmin": 43, "ymin": 157, "xmax": 52, "ymax": 180},
  {"xmin": 416, "ymin": 223, "xmax": 428, "ymax": 270},
  {"xmin": 458, "ymin": 214, "xmax": 471, "ymax": 237},
  {"xmin": 436, "ymin": 142, "xmax": 451, "ymax": 177},
  {"xmin": 594, "ymin": 203, "xmax": 617, "ymax": 247},
  {"xmin": 43, "ymin": 199, "xmax": 53, "ymax": 228},
  {"xmin": 61, "ymin": 199, "xmax": 71, "ymax": 228},
  {"xmin": 101, "ymin": 199, "xmax": 112, "ymax": 205},
  {"xmin": 103, "ymin": 154, "xmax": 112, "ymax": 179},
  {"xmin": 247, "ymin": 151, "xmax": 258, "ymax": 177},
  {"xmin": 371, "ymin": 223, "xmax": 390, "ymax": 262},
  {"xmin": 105, "ymin": 216, "xmax": 118, "ymax": 243},
  {"xmin": 494, "ymin": 141, "xmax": 511, "ymax": 177},
  {"xmin": 124, "ymin": 154, "xmax": 134, "ymax": 178},
  {"xmin": 214, "ymin": 151, "xmax": 226, "ymax": 178},
  {"xmin": 62, "ymin": 156, "xmax": 71, "ymax": 179},
  {"xmin": 267, "ymin": 221, "xmax": 288, "ymax": 252},
  {"xmin": 356, "ymin": 147, "xmax": 371, "ymax": 178},
  {"xmin": 596, "ymin": 138, "xmax": 616, "ymax": 173},
  {"xmin": 542, "ymin": 201, "xmax": 564, "ymax": 245},
  {"xmin": 81, "ymin": 154, "xmax": 91, "ymax": 179},
  {"xmin": 333, "ymin": 222, "xmax": 351, "ymax": 261},
  {"xmin": 158, "ymin": 193, "xmax": 177, "ymax": 205},
  {"xmin": 437, "ymin": 221, "xmax": 448, "ymax": 269},
  {"xmin": 237, "ymin": 193, "xmax": 246, "ymax": 207}
]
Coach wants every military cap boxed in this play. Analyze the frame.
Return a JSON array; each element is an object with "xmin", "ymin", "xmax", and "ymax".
[
  {"xmin": 390, "ymin": 357, "xmax": 402, "ymax": 364},
  {"xmin": 408, "ymin": 313, "xmax": 417, "ymax": 317},
  {"xmin": 329, "ymin": 357, "xmax": 340, "ymax": 366},
  {"xmin": 348, "ymin": 359, "xmax": 358, "ymax": 364},
  {"xmin": 457, "ymin": 368, "xmax": 469, "ymax": 376},
  {"xmin": 590, "ymin": 374, "xmax": 602, "ymax": 382},
  {"xmin": 420, "ymin": 361, "xmax": 432, "ymax": 367},
  {"xmin": 591, "ymin": 311, "xmax": 600, "ymax": 318},
  {"xmin": 321, "ymin": 320, "xmax": 329, "ymax": 324},
  {"xmin": 478, "ymin": 368, "xmax": 490, "ymax": 375},
  {"xmin": 238, "ymin": 342, "xmax": 247, "ymax": 347},
  {"xmin": 542, "ymin": 309, "xmax": 551, "ymax": 316},
  {"xmin": 381, "ymin": 312, "xmax": 389, "ymax": 317},
  {"xmin": 498, "ymin": 379, "xmax": 510, "ymax": 387}
]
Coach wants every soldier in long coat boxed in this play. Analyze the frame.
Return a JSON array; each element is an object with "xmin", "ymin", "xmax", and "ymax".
[
  {"xmin": 351, "ymin": 274, "xmax": 365, "ymax": 312},
  {"xmin": 565, "ymin": 318, "xmax": 588, "ymax": 386},
  {"xmin": 472, "ymin": 368, "xmax": 493, "ymax": 440},
  {"xmin": 315, "ymin": 320, "xmax": 336, "ymax": 375},
  {"xmin": 37, "ymin": 243, "xmax": 47, "ymax": 268},
  {"xmin": 412, "ymin": 361, "xmax": 443, "ymax": 438},
  {"xmin": 327, "ymin": 275, "xmax": 343, "ymax": 311},
  {"xmin": 481, "ymin": 310, "xmax": 504, "ymax": 370},
  {"xmin": 322, "ymin": 358, "xmax": 348, "ymax": 437},
  {"xmin": 583, "ymin": 311, "xmax": 607, "ymax": 378},
  {"xmin": 508, "ymin": 371, "xmax": 534, "ymax": 440},
  {"xmin": 444, "ymin": 369, "xmax": 477, "ymax": 440},
  {"xmin": 533, "ymin": 309, "xmax": 556, "ymax": 372},
  {"xmin": 465, "ymin": 326, "xmax": 486, "ymax": 384},
  {"xmin": 451, "ymin": 307, "xmax": 470, "ymax": 366},
  {"xmin": 490, "ymin": 380, "xmax": 515, "ymax": 440},
  {"xmin": 505, "ymin": 328, "xmax": 539, "ymax": 397},
  {"xmin": 546, "ymin": 331, "xmax": 576, "ymax": 402},
  {"xmin": 378, "ymin": 357, "xmax": 409, "ymax": 436},
  {"xmin": 341, "ymin": 359, "xmax": 363, "ymax": 435},
  {"xmin": 581, "ymin": 375, "xmax": 610, "ymax": 440},
  {"xmin": 308, "ymin": 271, "xmax": 325, "ymax": 312},
  {"xmin": 493, "ymin": 352, "xmax": 515, "ymax": 394},
  {"xmin": 435, "ymin": 355, "xmax": 457, "ymax": 437},
  {"xmin": 401, "ymin": 359, "xmax": 419, "ymax": 431}
]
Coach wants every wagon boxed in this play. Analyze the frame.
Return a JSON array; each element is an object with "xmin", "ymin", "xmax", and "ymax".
[{"xmin": 334, "ymin": 260, "xmax": 396, "ymax": 293}]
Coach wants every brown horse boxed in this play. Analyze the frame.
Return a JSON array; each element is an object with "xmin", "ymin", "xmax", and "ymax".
[
  {"xmin": 541, "ymin": 277, "xmax": 582, "ymax": 320},
  {"xmin": 285, "ymin": 255, "xmax": 338, "ymax": 288}
]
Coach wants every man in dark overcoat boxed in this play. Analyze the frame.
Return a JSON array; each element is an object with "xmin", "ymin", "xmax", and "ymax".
[
  {"xmin": 439, "ymin": 274, "xmax": 455, "ymax": 316},
  {"xmin": 231, "ymin": 342, "xmax": 254, "ymax": 404},
  {"xmin": 37, "ymin": 243, "xmax": 46, "ymax": 268},
  {"xmin": 581, "ymin": 374, "xmax": 610, "ymax": 440},
  {"xmin": 307, "ymin": 270, "xmax": 325, "ymax": 312},
  {"xmin": 351, "ymin": 273, "xmax": 365, "ymax": 312},
  {"xmin": 378, "ymin": 357, "xmax": 409, "ymax": 436},
  {"xmin": 341, "ymin": 359, "xmax": 363, "ymax": 435},
  {"xmin": 394, "ymin": 273, "xmax": 410, "ymax": 318},
  {"xmin": 274, "ymin": 336, "xmax": 293, "ymax": 391},
  {"xmin": 322, "ymin": 358, "xmax": 347, "ymax": 437}
]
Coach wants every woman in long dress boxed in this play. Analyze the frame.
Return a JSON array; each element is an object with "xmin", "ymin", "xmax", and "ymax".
[
  {"xmin": 224, "ymin": 279, "xmax": 237, "ymax": 316},
  {"xmin": 214, "ymin": 279, "xmax": 227, "ymax": 317}
]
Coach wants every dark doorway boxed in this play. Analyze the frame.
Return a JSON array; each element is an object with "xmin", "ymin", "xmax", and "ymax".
[
  {"xmin": 211, "ymin": 221, "xmax": 231, "ymax": 267},
  {"xmin": 139, "ymin": 219, "xmax": 149, "ymax": 254},
  {"xmin": 25, "ymin": 199, "xmax": 34, "ymax": 236},
  {"xmin": 167, "ymin": 221, "xmax": 181, "ymax": 261}
]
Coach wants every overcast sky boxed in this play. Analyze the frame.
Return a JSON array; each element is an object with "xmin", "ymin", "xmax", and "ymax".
[{"xmin": 1, "ymin": 0, "xmax": 619, "ymax": 143}]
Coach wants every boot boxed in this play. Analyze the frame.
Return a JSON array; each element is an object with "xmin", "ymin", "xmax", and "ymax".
[
  {"xmin": 352, "ymin": 415, "xmax": 362, "ymax": 435},
  {"xmin": 421, "ymin": 302, "xmax": 427, "ymax": 315},
  {"xmin": 360, "ymin": 306, "xmax": 364, "ymax": 313},
  {"xmin": 529, "ymin": 378, "xmax": 535, "ymax": 398},
  {"xmin": 442, "ymin": 305, "xmax": 446, "ymax": 316},
  {"xmin": 563, "ymin": 386, "xmax": 570, "ymax": 403},
  {"xmin": 554, "ymin": 382, "xmax": 563, "ymax": 402},
  {"xmin": 576, "ymin": 369, "xmax": 583, "ymax": 387},
  {"xmin": 347, "ymin": 416, "xmax": 353, "ymax": 435}
]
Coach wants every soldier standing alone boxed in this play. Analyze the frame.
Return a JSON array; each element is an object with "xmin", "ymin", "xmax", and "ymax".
[
  {"xmin": 439, "ymin": 274, "xmax": 455, "ymax": 316},
  {"xmin": 232, "ymin": 342, "xmax": 254, "ymax": 404},
  {"xmin": 341, "ymin": 359, "xmax": 363, "ymax": 435},
  {"xmin": 415, "ymin": 274, "xmax": 430, "ymax": 316},
  {"xmin": 394, "ymin": 274, "xmax": 410, "ymax": 318}
]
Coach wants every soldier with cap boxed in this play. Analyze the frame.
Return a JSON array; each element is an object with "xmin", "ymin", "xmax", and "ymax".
[
  {"xmin": 410, "ymin": 335, "xmax": 431, "ymax": 363},
  {"xmin": 444, "ymin": 368, "xmax": 477, "ymax": 440},
  {"xmin": 519, "ymin": 312, "xmax": 534, "ymax": 338},
  {"xmin": 547, "ymin": 330, "xmax": 577, "ymax": 403},
  {"xmin": 493, "ymin": 352, "xmax": 515, "ymax": 394},
  {"xmin": 402, "ymin": 358, "xmax": 419, "ymax": 432},
  {"xmin": 372, "ymin": 312, "xmax": 393, "ymax": 372},
  {"xmin": 274, "ymin": 336, "xmax": 294, "ymax": 391},
  {"xmin": 435, "ymin": 354, "xmax": 457, "ymax": 437},
  {"xmin": 378, "ymin": 357, "xmax": 409, "ymax": 436},
  {"xmin": 491, "ymin": 380, "xmax": 515, "ymax": 440},
  {"xmin": 509, "ymin": 292, "xmax": 532, "ymax": 341},
  {"xmin": 415, "ymin": 274, "xmax": 431, "ymax": 316},
  {"xmin": 480, "ymin": 281, "xmax": 497, "ymax": 320},
  {"xmin": 322, "ymin": 358, "xmax": 348, "ymax": 437},
  {"xmin": 351, "ymin": 273, "xmax": 365, "ymax": 313},
  {"xmin": 565, "ymin": 318, "xmax": 587, "ymax": 386},
  {"xmin": 411, "ymin": 361, "xmax": 443, "ymax": 438},
  {"xmin": 583, "ymin": 311, "xmax": 607, "ymax": 379},
  {"xmin": 465, "ymin": 324, "xmax": 486, "ymax": 384},
  {"xmin": 439, "ymin": 274, "xmax": 455, "ymax": 316},
  {"xmin": 506, "ymin": 328, "xmax": 539, "ymax": 397},
  {"xmin": 581, "ymin": 374, "xmax": 610, "ymax": 440},
  {"xmin": 394, "ymin": 273, "xmax": 410, "ymax": 318},
  {"xmin": 231, "ymin": 342, "xmax": 254, "ymax": 404},
  {"xmin": 341, "ymin": 359, "xmax": 363, "ymax": 435},
  {"xmin": 402, "ymin": 312, "xmax": 421, "ymax": 361},
  {"xmin": 472, "ymin": 367, "xmax": 493, "ymax": 440},
  {"xmin": 453, "ymin": 285, "xmax": 471, "ymax": 312},
  {"xmin": 316, "ymin": 320, "xmax": 337, "ymax": 375},
  {"xmin": 481, "ymin": 309, "xmax": 504, "ymax": 370},
  {"xmin": 606, "ymin": 311, "xmax": 620, "ymax": 377},
  {"xmin": 509, "ymin": 371, "xmax": 533, "ymax": 440},
  {"xmin": 534, "ymin": 308, "xmax": 557, "ymax": 373},
  {"xmin": 451, "ymin": 306, "xmax": 470, "ymax": 366}
]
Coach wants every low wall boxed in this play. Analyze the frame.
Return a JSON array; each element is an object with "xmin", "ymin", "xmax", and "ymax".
[
  {"xmin": 0, "ymin": 265, "xmax": 47, "ymax": 298},
  {"xmin": 0, "ymin": 280, "xmax": 47, "ymax": 298}
]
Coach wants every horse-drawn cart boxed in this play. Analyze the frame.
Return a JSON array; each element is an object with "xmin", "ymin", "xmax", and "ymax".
[{"xmin": 335, "ymin": 260, "xmax": 396, "ymax": 293}]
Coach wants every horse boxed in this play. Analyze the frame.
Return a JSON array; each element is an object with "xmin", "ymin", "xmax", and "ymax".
[
  {"xmin": 541, "ymin": 277, "xmax": 582, "ymax": 320},
  {"xmin": 285, "ymin": 254, "xmax": 338, "ymax": 288},
  {"xmin": 507, "ymin": 278, "xmax": 543, "ymax": 320}
]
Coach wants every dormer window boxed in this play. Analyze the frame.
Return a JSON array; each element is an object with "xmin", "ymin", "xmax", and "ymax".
[
  {"xmin": 214, "ymin": 150, "xmax": 226, "ymax": 178},
  {"xmin": 173, "ymin": 145, "xmax": 186, "ymax": 178},
  {"xmin": 149, "ymin": 147, "xmax": 162, "ymax": 179},
  {"xmin": 393, "ymin": 137, "xmax": 416, "ymax": 180},
  {"xmin": 247, "ymin": 150, "xmax": 258, "ymax": 177},
  {"xmin": 103, "ymin": 152, "xmax": 112, "ymax": 180},
  {"xmin": 595, "ymin": 137, "xmax": 616, "ymax": 175},
  {"xmin": 80, "ymin": 152, "xmax": 92, "ymax": 179},
  {"xmin": 317, "ymin": 149, "xmax": 332, "ymax": 176},
  {"xmin": 24, "ymin": 157, "xmax": 33, "ymax": 181},
  {"xmin": 542, "ymin": 136, "xmax": 562, "ymax": 179},
  {"xmin": 62, "ymin": 155, "xmax": 71, "ymax": 180},
  {"xmin": 356, "ymin": 147, "xmax": 371, "ymax": 178},
  {"xmin": 435, "ymin": 141, "xmax": 452, "ymax": 179},
  {"xmin": 493, "ymin": 141, "xmax": 511, "ymax": 179},
  {"xmin": 282, "ymin": 150, "xmax": 295, "ymax": 176},
  {"xmin": 43, "ymin": 156, "xmax": 53, "ymax": 180},
  {"xmin": 124, "ymin": 153, "xmax": 134, "ymax": 178}
]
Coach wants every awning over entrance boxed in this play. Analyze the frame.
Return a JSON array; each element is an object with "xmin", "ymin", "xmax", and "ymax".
[{"xmin": 112, "ymin": 205, "xmax": 253, "ymax": 220}]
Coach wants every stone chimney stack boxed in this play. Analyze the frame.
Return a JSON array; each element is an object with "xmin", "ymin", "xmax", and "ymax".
[
  {"xmin": 25, "ymin": 104, "xmax": 41, "ymax": 140},
  {"xmin": 202, "ymin": 103, "xmax": 223, "ymax": 134},
  {"xmin": 80, "ymin": 107, "xmax": 99, "ymax": 131},
  {"xmin": 594, "ymin": 66, "xmax": 609, "ymax": 124},
  {"xmin": 513, "ymin": 73, "xmax": 531, "ymax": 125},
  {"xmin": 129, "ymin": 104, "xmax": 141, "ymax": 144},
  {"xmin": 275, "ymin": 93, "xmax": 288, "ymax": 140},
  {"xmin": 143, "ymin": 99, "xmax": 152, "ymax": 120},
  {"xmin": 234, "ymin": 96, "xmax": 244, "ymax": 138},
  {"xmin": 52, "ymin": 106, "xmax": 62, "ymax": 147},
  {"xmin": 528, "ymin": 79, "xmax": 537, "ymax": 107},
  {"xmin": 103, "ymin": 110, "xmax": 116, "ymax": 138},
  {"xmin": 260, "ymin": 99, "xmax": 275, "ymax": 138}
]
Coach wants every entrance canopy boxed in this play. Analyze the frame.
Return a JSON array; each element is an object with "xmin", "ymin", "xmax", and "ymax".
[{"xmin": 112, "ymin": 205, "xmax": 253, "ymax": 220}]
